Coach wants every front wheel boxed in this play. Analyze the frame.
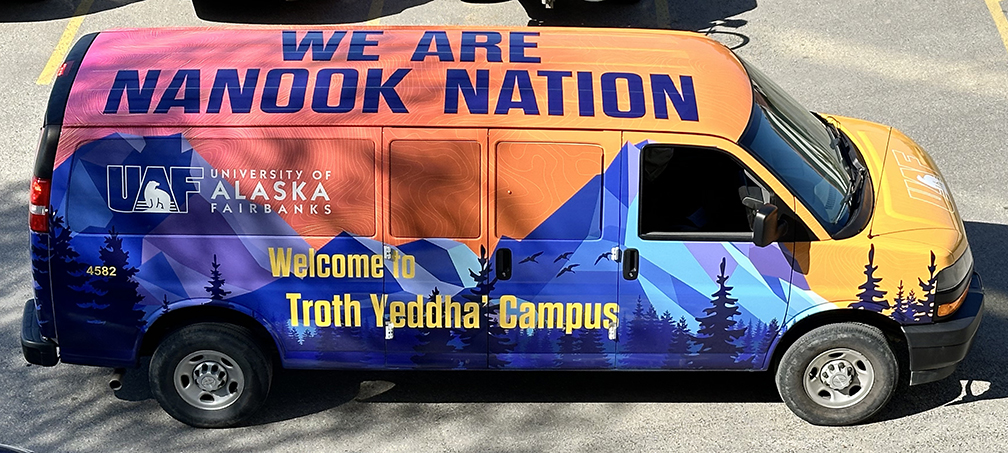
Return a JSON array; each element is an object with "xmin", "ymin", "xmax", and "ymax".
[
  {"xmin": 775, "ymin": 323, "xmax": 898, "ymax": 426},
  {"xmin": 150, "ymin": 323, "xmax": 272, "ymax": 428}
]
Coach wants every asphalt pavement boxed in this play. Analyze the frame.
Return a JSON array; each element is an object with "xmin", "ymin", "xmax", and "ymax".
[{"xmin": 1, "ymin": 0, "xmax": 1007, "ymax": 451}]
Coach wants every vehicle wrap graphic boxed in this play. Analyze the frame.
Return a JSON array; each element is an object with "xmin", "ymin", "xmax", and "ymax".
[{"xmin": 37, "ymin": 131, "xmax": 944, "ymax": 370}]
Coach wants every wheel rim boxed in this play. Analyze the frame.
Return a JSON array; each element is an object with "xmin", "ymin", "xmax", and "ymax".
[
  {"xmin": 803, "ymin": 347, "xmax": 875, "ymax": 409},
  {"xmin": 173, "ymin": 350, "xmax": 245, "ymax": 411}
]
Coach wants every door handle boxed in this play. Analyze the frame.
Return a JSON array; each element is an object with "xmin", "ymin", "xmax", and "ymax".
[
  {"xmin": 623, "ymin": 248, "xmax": 639, "ymax": 280},
  {"xmin": 496, "ymin": 248, "xmax": 512, "ymax": 280}
]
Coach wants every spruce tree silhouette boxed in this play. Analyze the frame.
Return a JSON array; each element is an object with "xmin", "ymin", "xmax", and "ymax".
[
  {"xmin": 160, "ymin": 295, "xmax": 170, "ymax": 315},
  {"xmin": 47, "ymin": 213, "xmax": 94, "ymax": 314},
  {"xmin": 457, "ymin": 245, "xmax": 494, "ymax": 368},
  {"xmin": 573, "ymin": 328, "xmax": 610, "ymax": 368},
  {"xmin": 92, "ymin": 227, "xmax": 145, "ymax": 328},
  {"xmin": 627, "ymin": 295, "xmax": 659, "ymax": 353},
  {"xmin": 850, "ymin": 244, "xmax": 887, "ymax": 311},
  {"xmin": 891, "ymin": 280, "xmax": 913, "ymax": 323},
  {"xmin": 412, "ymin": 287, "xmax": 458, "ymax": 366},
  {"xmin": 917, "ymin": 251, "xmax": 937, "ymax": 322},
  {"xmin": 758, "ymin": 318, "xmax": 780, "ymax": 354},
  {"xmin": 205, "ymin": 254, "xmax": 231, "ymax": 302},
  {"xmin": 694, "ymin": 258, "xmax": 747, "ymax": 361},
  {"xmin": 554, "ymin": 329, "xmax": 578, "ymax": 367},
  {"xmin": 663, "ymin": 316, "xmax": 695, "ymax": 368}
]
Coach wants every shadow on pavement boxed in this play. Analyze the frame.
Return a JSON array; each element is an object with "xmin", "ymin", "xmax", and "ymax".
[{"xmin": 0, "ymin": 0, "xmax": 144, "ymax": 22}]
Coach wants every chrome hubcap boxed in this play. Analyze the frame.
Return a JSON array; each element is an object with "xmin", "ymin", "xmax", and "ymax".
[
  {"xmin": 173, "ymin": 350, "xmax": 245, "ymax": 411},
  {"xmin": 803, "ymin": 348, "xmax": 875, "ymax": 409}
]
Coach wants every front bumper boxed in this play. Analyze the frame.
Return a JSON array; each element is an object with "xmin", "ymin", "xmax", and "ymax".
[
  {"xmin": 902, "ymin": 273, "xmax": 984, "ymax": 385},
  {"xmin": 21, "ymin": 299, "xmax": 58, "ymax": 366}
]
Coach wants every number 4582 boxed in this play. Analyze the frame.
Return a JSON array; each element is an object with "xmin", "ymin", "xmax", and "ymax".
[{"xmin": 87, "ymin": 266, "xmax": 117, "ymax": 277}]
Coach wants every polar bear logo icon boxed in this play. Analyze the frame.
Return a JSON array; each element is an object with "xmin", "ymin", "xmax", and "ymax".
[
  {"xmin": 139, "ymin": 181, "xmax": 173, "ymax": 212},
  {"xmin": 916, "ymin": 174, "xmax": 946, "ymax": 195}
]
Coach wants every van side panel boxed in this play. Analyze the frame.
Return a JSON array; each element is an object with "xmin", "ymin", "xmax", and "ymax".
[{"xmin": 51, "ymin": 126, "xmax": 388, "ymax": 368}]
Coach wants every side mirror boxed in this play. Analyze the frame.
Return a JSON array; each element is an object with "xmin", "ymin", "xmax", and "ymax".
[{"xmin": 752, "ymin": 203, "xmax": 787, "ymax": 247}]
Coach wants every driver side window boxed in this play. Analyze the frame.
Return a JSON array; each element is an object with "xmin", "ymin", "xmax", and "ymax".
[{"xmin": 639, "ymin": 145, "xmax": 772, "ymax": 240}]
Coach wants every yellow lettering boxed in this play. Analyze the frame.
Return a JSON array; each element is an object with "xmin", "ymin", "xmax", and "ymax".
[
  {"xmin": 584, "ymin": 303, "xmax": 603, "ymax": 329},
  {"xmin": 402, "ymin": 254, "xmax": 415, "ymax": 278},
  {"xmin": 268, "ymin": 248, "xmax": 293, "ymax": 277},
  {"xmin": 332, "ymin": 254, "xmax": 346, "ymax": 278},
  {"xmin": 332, "ymin": 295, "xmax": 343, "ymax": 327},
  {"xmin": 463, "ymin": 302, "xmax": 480, "ymax": 328},
  {"xmin": 345, "ymin": 295, "xmax": 361, "ymax": 328},
  {"xmin": 287, "ymin": 292, "xmax": 301, "ymax": 326},
  {"xmin": 370, "ymin": 293, "xmax": 387, "ymax": 327},
  {"xmin": 293, "ymin": 253, "xmax": 308, "ymax": 278},
  {"xmin": 302, "ymin": 299, "xmax": 314, "ymax": 327},
  {"xmin": 426, "ymin": 296, "xmax": 443, "ymax": 328},
  {"xmin": 314, "ymin": 299, "xmax": 332, "ymax": 327},
  {"xmin": 371, "ymin": 254, "xmax": 384, "ymax": 278},
  {"xmin": 390, "ymin": 301, "xmax": 406, "ymax": 328},
  {"xmin": 500, "ymin": 295, "xmax": 518, "ymax": 329},
  {"xmin": 348, "ymin": 254, "xmax": 370, "ymax": 278},
  {"xmin": 518, "ymin": 302, "xmax": 536, "ymax": 329},
  {"xmin": 603, "ymin": 303, "xmax": 619, "ymax": 329},
  {"xmin": 407, "ymin": 295, "xmax": 423, "ymax": 328},
  {"xmin": 445, "ymin": 295, "xmax": 462, "ymax": 328},
  {"xmin": 308, "ymin": 248, "xmax": 316, "ymax": 278},
  {"xmin": 538, "ymin": 303, "xmax": 563, "ymax": 329},
  {"xmin": 316, "ymin": 254, "xmax": 331, "ymax": 278},
  {"xmin": 565, "ymin": 303, "xmax": 583, "ymax": 334}
]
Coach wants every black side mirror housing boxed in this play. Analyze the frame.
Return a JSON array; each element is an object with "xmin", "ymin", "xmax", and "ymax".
[{"xmin": 752, "ymin": 203, "xmax": 786, "ymax": 247}]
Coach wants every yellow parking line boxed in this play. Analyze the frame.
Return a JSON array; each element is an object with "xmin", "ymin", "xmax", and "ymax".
[
  {"xmin": 36, "ymin": 0, "xmax": 94, "ymax": 86},
  {"xmin": 655, "ymin": 0, "xmax": 670, "ymax": 28},
  {"xmin": 365, "ymin": 0, "xmax": 384, "ymax": 25},
  {"xmin": 985, "ymin": 0, "xmax": 1008, "ymax": 55}
]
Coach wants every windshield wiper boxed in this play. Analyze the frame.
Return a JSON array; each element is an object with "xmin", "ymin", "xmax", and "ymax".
[{"xmin": 835, "ymin": 164, "xmax": 866, "ymax": 223}]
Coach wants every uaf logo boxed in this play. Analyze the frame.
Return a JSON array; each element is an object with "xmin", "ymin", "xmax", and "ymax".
[{"xmin": 107, "ymin": 165, "xmax": 204, "ymax": 213}]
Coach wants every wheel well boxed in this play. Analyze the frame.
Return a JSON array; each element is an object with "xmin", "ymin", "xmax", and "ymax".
[
  {"xmin": 768, "ymin": 309, "xmax": 909, "ymax": 377},
  {"xmin": 140, "ymin": 306, "xmax": 280, "ymax": 362}
]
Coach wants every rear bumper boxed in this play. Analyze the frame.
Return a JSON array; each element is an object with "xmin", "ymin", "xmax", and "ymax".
[
  {"xmin": 21, "ymin": 299, "xmax": 59, "ymax": 366},
  {"xmin": 902, "ymin": 273, "xmax": 983, "ymax": 385}
]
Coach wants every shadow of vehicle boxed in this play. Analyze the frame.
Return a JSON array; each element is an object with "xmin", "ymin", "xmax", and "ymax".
[
  {"xmin": 0, "ymin": 0, "xmax": 144, "ymax": 23},
  {"xmin": 517, "ymin": 0, "xmax": 754, "ymax": 35},
  {"xmin": 191, "ymin": 0, "xmax": 434, "ymax": 25}
]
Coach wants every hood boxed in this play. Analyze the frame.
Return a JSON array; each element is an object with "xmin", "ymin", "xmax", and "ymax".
[{"xmin": 831, "ymin": 116, "xmax": 961, "ymax": 237}]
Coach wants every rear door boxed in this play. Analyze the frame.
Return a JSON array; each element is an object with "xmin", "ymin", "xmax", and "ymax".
[{"xmin": 488, "ymin": 130, "xmax": 622, "ymax": 369}]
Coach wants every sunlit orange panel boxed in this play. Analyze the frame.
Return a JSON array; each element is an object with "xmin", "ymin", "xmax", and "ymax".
[
  {"xmin": 390, "ymin": 140, "xmax": 481, "ymax": 239},
  {"xmin": 496, "ymin": 142, "xmax": 602, "ymax": 240}
]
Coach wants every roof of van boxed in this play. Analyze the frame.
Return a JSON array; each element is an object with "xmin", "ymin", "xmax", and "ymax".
[{"xmin": 61, "ymin": 27, "xmax": 754, "ymax": 141}]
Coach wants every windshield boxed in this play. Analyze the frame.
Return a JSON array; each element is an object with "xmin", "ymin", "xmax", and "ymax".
[{"xmin": 738, "ymin": 60, "xmax": 853, "ymax": 234}]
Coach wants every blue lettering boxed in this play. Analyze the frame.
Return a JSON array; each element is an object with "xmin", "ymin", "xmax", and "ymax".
[
  {"xmin": 349, "ymin": 31, "xmax": 382, "ymax": 61},
  {"xmin": 461, "ymin": 31, "xmax": 502, "ymax": 62},
  {"xmin": 509, "ymin": 32, "xmax": 540, "ymax": 63},
  {"xmin": 107, "ymin": 166, "xmax": 141, "ymax": 211},
  {"xmin": 537, "ymin": 70, "xmax": 571, "ymax": 116},
  {"xmin": 207, "ymin": 69, "xmax": 259, "ymax": 114},
  {"xmin": 363, "ymin": 68, "xmax": 410, "ymax": 113},
  {"xmin": 577, "ymin": 71, "xmax": 594, "ymax": 117},
  {"xmin": 411, "ymin": 31, "xmax": 454, "ymax": 62},
  {"xmin": 169, "ymin": 167, "xmax": 203, "ymax": 213},
  {"xmin": 312, "ymin": 68, "xmax": 358, "ymax": 113},
  {"xmin": 154, "ymin": 70, "xmax": 201, "ymax": 114},
  {"xmin": 103, "ymin": 70, "xmax": 160, "ymax": 114},
  {"xmin": 651, "ymin": 74, "xmax": 698, "ymax": 121},
  {"xmin": 282, "ymin": 30, "xmax": 348, "ymax": 61},
  {"xmin": 261, "ymin": 68, "xmax": 309, "ymax": 113},
  {"xmin": 444, "ymin": 69, "xmax": 489, "ymax": 114},
  {"xmin": 601, "ymin": 72, "xmax": 645, "ymax": 119},
  {"xmin": 495, "ymin": 70, "xmax": 539, "ymax": 115}
]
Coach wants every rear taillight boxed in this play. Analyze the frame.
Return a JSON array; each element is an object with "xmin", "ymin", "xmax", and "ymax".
[{"xmin": 29, "ymin": 176, "xmax": 50, "ymax": 233}]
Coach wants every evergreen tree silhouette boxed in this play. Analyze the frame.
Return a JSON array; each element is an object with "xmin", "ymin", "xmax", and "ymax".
[
  {"xmin": 161, "ymin": 295, "xmax": 170, "ymax": 315},
  {"xmin": 554, "ymin": 330, "xmax": 578, "ymax": 367},
  {"xmin": 205, "ymin": 254, "xmax": 231, "ymax": 301},
  {"xmin": 851, "ymin": 244, "xmax": 887, "ymax": 311},
  {"xmin": 287, "ymin": 326, "xmax": 301, "ymax": 346},
  {"xmin": 457, "ymin": 245, "xmax": 493, "ymax": 367},
  {"xmin": 663, "ymin": 316, "xmax": 694, "ymax": 367},
  {"xmin": 890, "ymin": 280, "xmax": 914, "ymax": 323},
  {"xmin": 47, "ymin": 212, "xmax": 95, "ymax": 314},
  {"xmin": 758, "ymin": 318, "xmax": 780, "ymax": 354},
  {"xmin": 627, "ymin": 295, "xmax": 660, "ymax": 352},
  {"xmin": 30, "ymin": 229, "xmax": 51, "ymax": 327},
  {"xmin": 573, "ymin": 328, "xmax": 610, "ymax": 368},
  {"xmin": 694, "ymin": 258, "xmax": 747, "ymax": 361},
  {"xmin": 917, "ymin": 251, "xmax": 937, "ymax": 322},
  {"xmin": 413, "ymin": 287, "xmax": 459, "ymax": 366},
  {"xmin": 91, "ymin": 227, "xmax": 145, "ymax": 329}
]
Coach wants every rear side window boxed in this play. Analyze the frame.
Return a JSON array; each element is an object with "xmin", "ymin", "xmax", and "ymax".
[
  {"xmin": 66, "ymin": 134, "xmax": 376, "ymax": 237},
  {"xmin": 388, "ymin": 140, "xmax": 481, "ymax": 239},
  {"xmin": 495, "ymin": 142, "xmax": 602, "ymax": 240}
]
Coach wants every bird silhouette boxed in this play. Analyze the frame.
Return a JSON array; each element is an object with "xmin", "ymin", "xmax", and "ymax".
[
  {"xmin": 594, "ymin": 252, "xmax": 612, "ymax": 265},
  {"xmin": 519, "ymin": 251, "xmax": 543, "ymax": 264},
  {"xmin": 556, "ymin": 263, "xmax": 580, "ymax": 278},
  {"xmin": 554, "ymin": 251, "xmax": 574, "ymax": 263}
]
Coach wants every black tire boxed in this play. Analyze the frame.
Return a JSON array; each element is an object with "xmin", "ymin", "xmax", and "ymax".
[
  {"xmin": 775, "ymin": 323, "xmax": 898, "ymax": 426},
  {"xmin": 150, "ymin": 323, "xmax": 272, "ymax": 428}
]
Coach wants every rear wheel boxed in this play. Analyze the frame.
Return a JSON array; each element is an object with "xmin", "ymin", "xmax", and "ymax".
[
  {"xmin": 150, "ymin": 323, "xmax": 272, "ymax": 428},
  {"xmin": 775, "ymin": 323, "xmax": 898, "ymax": 425}
]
